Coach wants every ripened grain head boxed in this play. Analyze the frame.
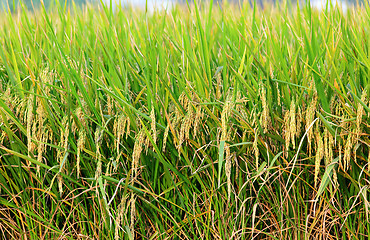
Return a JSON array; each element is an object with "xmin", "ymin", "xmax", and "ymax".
[
  {"xmin": 150, "ymin": 107, "xmax": 157, "ymax": 145},
  {"xmin": 221, "ymin": 99, "xmax": 232, "ymax": 141},
  {"xmin": 114, "ymin": 114, "xmax": 127, "ymax": 155},
  {"xmin": 355, "ymin": 90, "xmax": 367, "ymax": 143},
  {"xmin": 16, "ymin": 98, "xmax": 27, "ymax": 121},
  {"xmin": 344, "ymin": 133, "xmax": 353, "ymax": 170},
  {"xmin": 115, "ymin": 195, "xmax": 128, "ymax": 240},
  {"xmin": 27, "ymin": 95, "xmax": 35, "ymax": 158},
  {"xmin": 276, "ymin": 82, "xmax": 281, "ymax": 107},
  {"xmin": 253, "ymin": 130, "xmax": 259, "ymax": 169},
  {"xmin": 315, "ymin": 131, "xmax": 324, "ymax": 187},
  {"xmin": 306, "ymin": 95, "xmax": 317, "ymax": 156},
  {"xmin": 296, "ymin": 106, "xmax": 302, "ymax": 138},
  {"xmin": 132, "ymin": 130, "xmax": 145, "ymax": 179},
  {"xmin": 126, "ymin": 116, "xmax": 131, "ymax": 139},
  {"xmin": 36, "ymin": 128, "xmax": 47, "ymax": 176},
  {"xmin": 193, "ymin": 105, "xmax": 203, "ymax": 138},
  {"xmin": 162, "ymin": 124, "xmax": 170, "ymax": 152},
  {"xmin": 178, "ymin": 103, "xmax": 194, "ymax": 150},
  {"xmin": 77, "ymin": 128, "xmax": 86, "ymax": 179},
  {"xmin": 283, "ymin": 109, "xmax": 291, "ymax": 156},
  {"xmin": 225, "ymin": 143, "xmax": 232, "ymax": 200},
  {"xmin": 289, "ymin": 100, "xmax": 296, "ymax": 149}
]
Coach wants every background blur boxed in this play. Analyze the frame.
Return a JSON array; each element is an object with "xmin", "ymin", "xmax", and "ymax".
[{"xmin": 0, "ymin": 0, "xmax": 364, "ymax": 12}]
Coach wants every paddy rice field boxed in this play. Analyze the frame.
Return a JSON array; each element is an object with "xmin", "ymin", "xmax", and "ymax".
[{"xmin": 0, "ymin": 1, "xmax": 370, "ymax": 239}]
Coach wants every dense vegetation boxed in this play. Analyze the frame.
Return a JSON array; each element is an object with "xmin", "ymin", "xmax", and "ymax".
[{"xmin": 1, "ymin": 1, "xmax": 370, "ymax": 239}]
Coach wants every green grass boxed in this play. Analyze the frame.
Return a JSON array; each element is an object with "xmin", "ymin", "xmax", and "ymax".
[{"xmin": 0, "ymin": 0, "xmax": 370, "ymax": 239}]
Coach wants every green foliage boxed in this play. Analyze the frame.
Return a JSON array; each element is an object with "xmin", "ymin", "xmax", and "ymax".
[{"xmin": 0, "ymin": 1, "xmax": 370, "ymax": 239}]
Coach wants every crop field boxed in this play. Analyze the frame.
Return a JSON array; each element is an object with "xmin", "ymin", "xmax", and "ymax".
[{"xmin": 0, "ymin": 1, "xmax": 369, "ymax": 239}]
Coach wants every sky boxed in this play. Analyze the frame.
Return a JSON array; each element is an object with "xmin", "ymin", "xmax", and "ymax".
[
  {"xmin": 101, "ymin": 0, "xmax": 351, "ymax": 12},
  {"xmin": 101, "ymin": 0, "xmax": 175, "ymax": 11}
]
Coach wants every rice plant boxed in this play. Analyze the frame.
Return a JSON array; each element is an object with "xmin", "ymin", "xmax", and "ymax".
[{"xmin": 0, "ymin": 0, "xmax": 369, "ymax": 239}]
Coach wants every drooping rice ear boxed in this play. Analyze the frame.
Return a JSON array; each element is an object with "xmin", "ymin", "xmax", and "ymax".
[
  {"xmin": 162, "ymin": 124, "xmax": 170, "ymax": 152},
  {"xmin": 344, "ymin": 133, "xmax": 353, "ymax": 170},
  {"xmin": 314, "ymin": 131, "xmax": 324, "ymax": 188},
  {"xmin": 130, "ymin": 194, "xmax": 136, "ymax": 236},
  {"xmin": 77, "ymin": 128, "xmax": 86, "ymax": 179},
  {"xmin": 225, "ymin": 143, "xmax": 232, "ymax": 200},
  {"xmin": 150, "ymin": 107, "xmax": 157, "ymax": 145},
  {"xmin": 132, "ymin": 130, "xmax": 145, "ymax": 180},
  {"xmin": 253, "ymin": 129, "xmax": 259, "ymax": 169},
  {"xmin": 193, "ymin": 105, "xmax": 203, "ymax": 138},
  {"xmin": 355, "ymin": 90, "xmax": 367, "ymax": 149},
  {"xmin": 289, "ymin": 99, "xmax": 296, "ymax": 149},
  {"xmin": 27, "ymin": 95, "xmax": 34, "ymax": 159},
  {"xmin": 306, "ymin": 94, "xmax": 317, "ymax": 156},
  {"xmin": 115, "ymin": 195, "xmax": 128, "ymax": 240},
  {"xmin": 283, "ymin": 109, "xmax": 290, "ymax": 157}
]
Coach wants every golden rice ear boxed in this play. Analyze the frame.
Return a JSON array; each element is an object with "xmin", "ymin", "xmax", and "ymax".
[
  {"xmin": 57, "ymin": 116, "xmax": 70, "ymax": 195},
  {"xmin": 0, "ymin": 129, "xmax": 5, "ymax": 145},
  {"xmin": 36, "ymin": 97, "xmax": 45, "ymax": 134},
  {"xmin": 58, "ymin": 174, "xmax": 63, "ymax": 197},
  {"xmin": 27, "ymin": 95, "xmax": 34, "ymax": 160},
  {"xmin": 115, "ymin": 195, "xmax": 128, "ymax": 240},
  {"xmin": 178, "ymin": 102, "xmax": 194, "ymax": 151},
  {"xmin": 355, "ymin": 90, "xmax": 367, "ymax": 146},
  {"xmin": 314, "ymin": 131, "xmax": 324, "ymax": 188},
  {"xmin": 150, "ymin": 107, "xmax": 156, "ymax": 145},
  {"xmin": 132, "ymin": 130, "xmax": 145, "ymax": 180},
  {"xmin": 344, "ymin": 133, "xmax": 353, "ymax": 170},
  {"xmin": 15, "ymin": 97, "xmax": 27, "ymax": 121},
  {"xmin": 306, "ymin": 95, "xmax": 317, "ymax": 157},
  {"xmin": 125, "ymin": 116, "xmax": 131, "ymax": 139},
  {"xmin": 31, "ymin": 119, "xmax": 37, "ymax": 155},
  {"xmin": 296, "ymin": 106, "xmax": 302, "ymax": 138},
  {"xmin": 289, "ymin": 100, "xmax": 296, "ymax": 149},
  {"xmin": 253, "ymin": 129, "xmax": 259, "ymax": 169},
  {"xmin": 194, "ymin": 104, "xmax": 204, "ymax": 138},
  {"xmin": 75, "ymin": 106, "xmax": 87, "ymax": 129},
  {"xmin": 221, "ymin": 100, "xmax": 229, "ymax": 141},
  {"xmin": 162, "ymin": 124, "xmax": 170, "ymax": 152},
  {"xmin": 283, "ymin": 109, "xmax": 290, "ymax": 157},
  {"xmin": 94, "ymin": 128, "xmax": 103, "ymax": 180},
  {"xmin": 339, "ymin": 143, "xmax": 343, "ymax": 170},
  {"xmin": 77, "ymin": 128, "xmax": 86, "ymax": 179},
  {"xmin": 36, "ymin": 128, "xmax": 48, "ymax": 176},
  {"xmin": 260, "ymin": 85, "xmax": 270, "ymax": 134},
  {"xmin": 225, "ymin": 143, "xmax": 232, "ymax": 200},
  {"xmin": 276, "ymin": 82, "xmax": 281, "ymax": 107},
  {"xmin": 216, "ymin": 71, "xmax": 222, "ymax": 100},
  {"xmin": 186, "ymin": 103, "xmax": 195, "ymax": 141},
  {"xmin": 35, "ymin": 96, "xmax": 47, "ymax": 176}
]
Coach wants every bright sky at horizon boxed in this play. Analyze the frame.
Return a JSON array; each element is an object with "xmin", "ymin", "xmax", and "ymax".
[
  {"xmin": 310, "ymin": 0, "xmax": 348, "ymax": 11},
  {"xmin": 102, "ymin": 0, "xmax": 175, "ymax": 11}
]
